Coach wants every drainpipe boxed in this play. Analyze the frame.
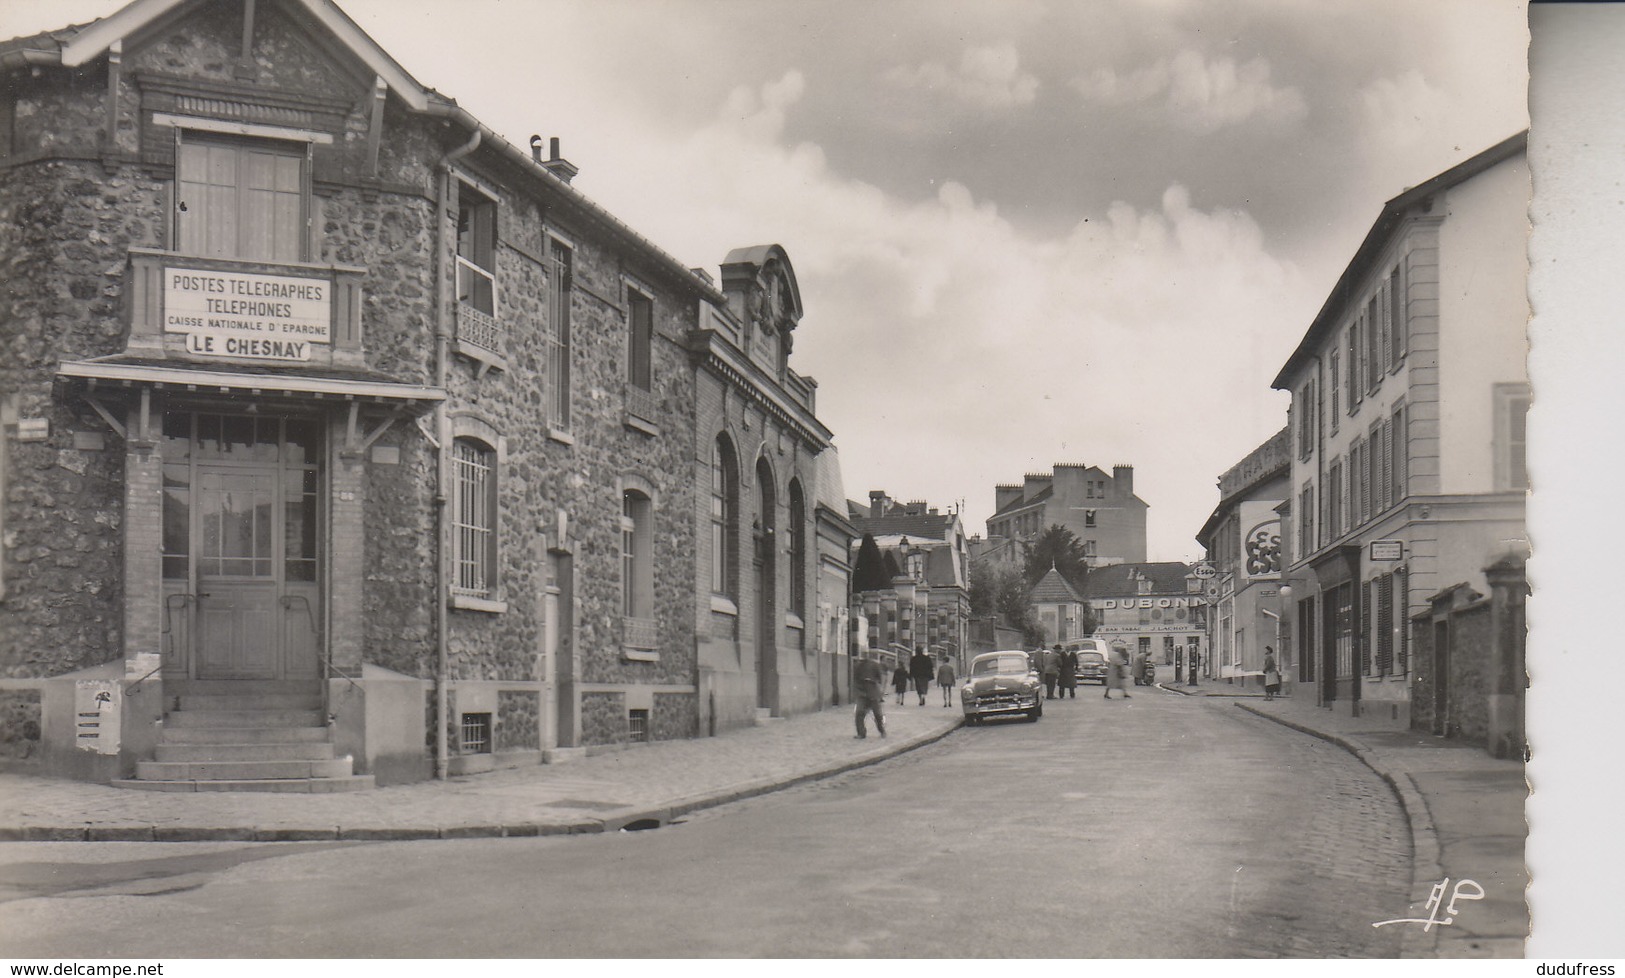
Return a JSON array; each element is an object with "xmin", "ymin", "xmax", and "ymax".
[{"xmin": 433, "ymin": 123, "xmax": 481, "ymax": 780}]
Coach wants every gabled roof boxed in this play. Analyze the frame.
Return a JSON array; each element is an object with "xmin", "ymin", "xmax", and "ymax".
[
  {"xmin": 1082, "ymin": 562, "xmax": 1194, "ymax": 599},
  {"xmin": 1028, "ymin": 568, "xmax": 1083, "ymax": 605},
  {"xmin": 1, "ymin": 0, "xmax": 730, "ymax": 308},
  {"xmin": 35, "ymin": 0, "xmax": 432, "ymax": 110},
  {"xmin": 1271, "ymin": 131, "xmax": 1527, "ymax": 389}
]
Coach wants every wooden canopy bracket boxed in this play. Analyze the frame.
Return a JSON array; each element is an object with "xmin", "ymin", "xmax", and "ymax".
[
  {"xmin": 342, "ymin": 400, "xmax": 407, "ymax": 457},
  {"xmin": 81, "ymin": 393, "xmax": 128, "ymax": 440}
]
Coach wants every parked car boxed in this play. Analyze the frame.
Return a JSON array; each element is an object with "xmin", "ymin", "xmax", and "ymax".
[
  {"xmin": 960, "ymin": 650, "xmax": 1043, "ymax": 724},
  {"xmin": 1076, "ymin": 650, "xmax": 1109, "ymax": 685},
  {"xmin": 1064, "ymin": 638, "xmax": 1112, "ymax": 685}
]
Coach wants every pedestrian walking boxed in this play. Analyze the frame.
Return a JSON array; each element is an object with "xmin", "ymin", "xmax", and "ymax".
[
  {"xmin": 936, "ymin": 655, "xmax": 957, "ymax": 707},
  {"xmin": 909, "ymin": 647, "xmax": 934, "ymax": 706},
  {"xmin": 1057, "ymin": 646, "xmax": 1078, "ymax": 698},
  {"xmin": 1042, "ymin": 644, "xmax": 1061, "ymax": 699},
  {"xmin": 1132, "ymin": 647, "xmax": 1150, "ymax": 686},
  {"xmin": 1104, "ymin": 642, "xmax": 1131, "ymax": 699},
  {"xmin": 853, "ymin": 651, "xmax": 886, "ymax": 739},
  {"xmin": 1262, "ymin": 646, "xmax": 1282, "ymax": 701},
  {"xmin": 892, "ymin": 659, "xmax": 910, "ymax": 705}
]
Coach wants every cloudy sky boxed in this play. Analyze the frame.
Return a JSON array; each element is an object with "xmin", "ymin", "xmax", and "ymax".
[{"xmin": 0, "ymin": 0, "xmax": 1530, "ymax": 560}]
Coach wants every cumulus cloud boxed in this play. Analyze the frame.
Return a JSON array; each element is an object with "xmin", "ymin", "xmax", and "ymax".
[
  {"xmin": 1073, "ymin": 50, "xmax": 1307, "ymax": 132},
  {"xmin": 589, "ymin": 70, "xmax": 1310, "ymax": 558},
  {"xmin": 885, "ymin": 43, "xmax": 1040, "ymax": 110},
  {"xmin": 1357, "ymin": 69, "xmax": 1455, "ymax": 152}
]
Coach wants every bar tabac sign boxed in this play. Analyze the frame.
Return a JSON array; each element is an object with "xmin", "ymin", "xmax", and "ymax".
[{"xmin": 164, "ymin": 267, "xmax": 331, "ymax": 362}]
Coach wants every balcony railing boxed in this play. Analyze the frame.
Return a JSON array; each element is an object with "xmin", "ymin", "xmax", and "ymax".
[
  {"xmin": 623, "ymin": 616, "xmax": 659, "ymax": 653},
  {"xmin": 456, "ymin": 303, "xmax": 505, "ymax": 359},
  {"xmin": 624, "ymin": 383, "xmax": 659, "ymax": 427},
  {"xmin": 124, "ymin": 248, "xmax": 366, "ymax": 367}
]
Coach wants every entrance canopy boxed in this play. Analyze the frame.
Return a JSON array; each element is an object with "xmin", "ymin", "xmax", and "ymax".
[{"xmin": 55, "ymin": 356, "xmax": 445, "ymax": 453}]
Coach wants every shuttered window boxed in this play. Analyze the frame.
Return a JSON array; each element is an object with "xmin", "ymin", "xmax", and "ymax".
[
  {"xmin": 1360, "ymin": 579, "xmax": 1374, "ymax": 675},
  {"xmin": 177, "ymin": 134, "xmax": 306, "ymax": 263},
  {"xmin": 1376, "ymin": 573, "xmax": 1394, "ymax": 675}
]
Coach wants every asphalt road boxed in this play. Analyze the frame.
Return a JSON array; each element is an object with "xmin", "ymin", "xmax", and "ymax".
[{"xmin": 0, "ymin": 688, "xmax": 1413, "ymax": 958}]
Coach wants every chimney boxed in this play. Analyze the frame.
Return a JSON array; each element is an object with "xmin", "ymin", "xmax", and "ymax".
[
  {"xmin": 540, "ymin": 135, "xmax": 579, "ymax": 185},
  {"xmin": 1112, "ymin": 464, "xmax": 1133, "ymax": 498},
  {"xmin": 994, "ymin": 483, "xmax": 1023, "ymax": 512},
  {"xmin": 869, "ymin": 490, "xmax": 889, "ymax": 516}
]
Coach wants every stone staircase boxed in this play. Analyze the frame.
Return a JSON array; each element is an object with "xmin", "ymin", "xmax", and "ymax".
[{"xmin": 113, "ymin": 680, "xmax": 373, "ymax": 793}]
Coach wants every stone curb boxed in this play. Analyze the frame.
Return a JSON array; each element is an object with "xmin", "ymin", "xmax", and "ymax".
[
  {"xmin": 0, "ymin": 719, "xmax": 962, "ymax": 845},
  {"xmin": 1232, "ymin": 701, "xmax": 1445, "ymax": 959}
]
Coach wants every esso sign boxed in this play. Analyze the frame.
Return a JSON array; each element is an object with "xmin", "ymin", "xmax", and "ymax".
[{"xmin": 1193, "ymin": 563, "xmax": 1216, "ymax": 580}]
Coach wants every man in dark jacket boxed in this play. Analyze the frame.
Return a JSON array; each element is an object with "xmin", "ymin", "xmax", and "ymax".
[
  {"xmin": 853, "ymin": 652, "xmax": 886, "ymax": 739},
  {"xmin": 909, "ymin": 647, "xmax": 934, "ymax": 705}
]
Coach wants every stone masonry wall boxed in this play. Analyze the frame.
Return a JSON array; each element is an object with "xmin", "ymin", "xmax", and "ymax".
[
  {"xmin": 0, "ymin": 690, "xmax": 41, "ymax": 759},
  {"xmin": 1, "ymin": 0, "xmax": 712, "ymax": 758},
  {"xmin": 581, "ymin": 691, "xmax": 628, "ymax": 746},
  {"xmin": 0, "ymin": 157, "xmax": 167, "ymax": 685}
]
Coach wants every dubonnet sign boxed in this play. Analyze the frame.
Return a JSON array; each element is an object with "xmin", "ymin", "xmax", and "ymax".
[{"xmin": 165, "ymin": 268, "xmax": 331, "ymax": 362}]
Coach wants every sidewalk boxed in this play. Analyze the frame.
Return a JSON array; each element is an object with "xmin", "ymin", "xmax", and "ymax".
[
  {"xmin": 1165, "ymin": 680, "xmax": 1528, "ymax": 959},
  {"xmin": 0, "ymin": 704, "xmax": 962, "ymax": 843}
]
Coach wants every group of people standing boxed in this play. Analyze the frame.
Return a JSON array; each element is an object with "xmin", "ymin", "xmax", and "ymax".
[
  {"xmin": 1037, "ymin": 644, "xmax": 1081, "ymax": 699},
  {"xmin": 1042, "ymin": 642, "xmax": 1144, "ymax": 699}
]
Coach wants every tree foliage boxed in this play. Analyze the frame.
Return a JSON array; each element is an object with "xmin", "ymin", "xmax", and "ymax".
[
  {"xmin": 1018, "ymin": 525, "xmax": 1099, "ymax": 638},
  {"xmin": 852, "ymin": 534, "xmax": 889, "ymax": 592},
  {"xmin": 969, "ymin": 560, "xmax": 1045, "ymax": 646},
  {"xmin": 1023, "ymin": 524, "xmax": 1092, "ymax": 594}
]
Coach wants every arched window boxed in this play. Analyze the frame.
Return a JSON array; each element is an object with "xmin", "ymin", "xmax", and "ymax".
[
  {"xmin": 712, "ymin": 436, "xmax": 738, "ymax": 598},
  {"xmin": 788, "ymin": 480, "xmax": 806, "ymax": 618}
]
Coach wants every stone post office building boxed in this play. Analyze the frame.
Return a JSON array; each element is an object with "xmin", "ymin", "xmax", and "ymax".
[{"xmin": 0, "ymin": 0, "xmax": 848, "ymax": 788}]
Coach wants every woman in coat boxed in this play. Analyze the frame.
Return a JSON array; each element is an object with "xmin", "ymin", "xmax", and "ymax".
[
  {"xmin": 1104, "ymin": 642, "xmax": 1131, "ymax": 699},
  {"xmin": 1262, "ymin": 646, "xmax": 1282, "ymax": 701},
  {"xmin": 892, "ymin": 660, "xmax": 911, "ymax": 705}
]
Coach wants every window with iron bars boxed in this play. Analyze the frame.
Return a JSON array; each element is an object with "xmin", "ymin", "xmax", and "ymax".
[
  {"xmin": 452, "ymin": 439, "xmax": 495, "ymax": 596},
  {"xmin": 628, "ymin": 709, "xmax": 650, "ymax": 744},
  {"xmin": 460, "ymin": 713, "xmax": 492, "ymax": 754}
]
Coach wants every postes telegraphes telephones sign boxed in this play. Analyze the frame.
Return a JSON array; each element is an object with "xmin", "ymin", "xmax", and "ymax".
[{"xmin": 164, "ymin": 267, "xmax": 331, "ymax": 362}]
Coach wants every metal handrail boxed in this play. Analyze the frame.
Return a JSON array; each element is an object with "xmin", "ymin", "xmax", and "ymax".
[
  {"xmin": 327, "ymin": 667, "xmax": 364, "ymax": 693},
  {"xmin": 280, "ymin": 594, "xmax": 318, "ymax": 637},
  {"xmin": 124, "ymin": 662, "xmax": 163, "ymax": 697}
]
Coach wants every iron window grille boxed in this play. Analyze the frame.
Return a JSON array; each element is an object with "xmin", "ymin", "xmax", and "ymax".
[{"xmin": 460, "ymin": 712, "xmax": 492, "ymax": 754}]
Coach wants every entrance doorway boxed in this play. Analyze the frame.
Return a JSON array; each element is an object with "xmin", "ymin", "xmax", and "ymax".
[{"xmin": 161, "ymin": 412, "xmax": 322, "ymax": 682}]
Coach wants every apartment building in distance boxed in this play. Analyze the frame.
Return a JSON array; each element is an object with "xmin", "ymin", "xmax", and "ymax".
[{"xmin": 983, "ymin": 463, "xmax": 1147, "ymax": 568}]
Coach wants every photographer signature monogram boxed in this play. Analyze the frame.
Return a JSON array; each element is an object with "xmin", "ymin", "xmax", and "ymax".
[{"xmin": 1373, "ymin": 877, "xmax": 1485, "ymax": 931}]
